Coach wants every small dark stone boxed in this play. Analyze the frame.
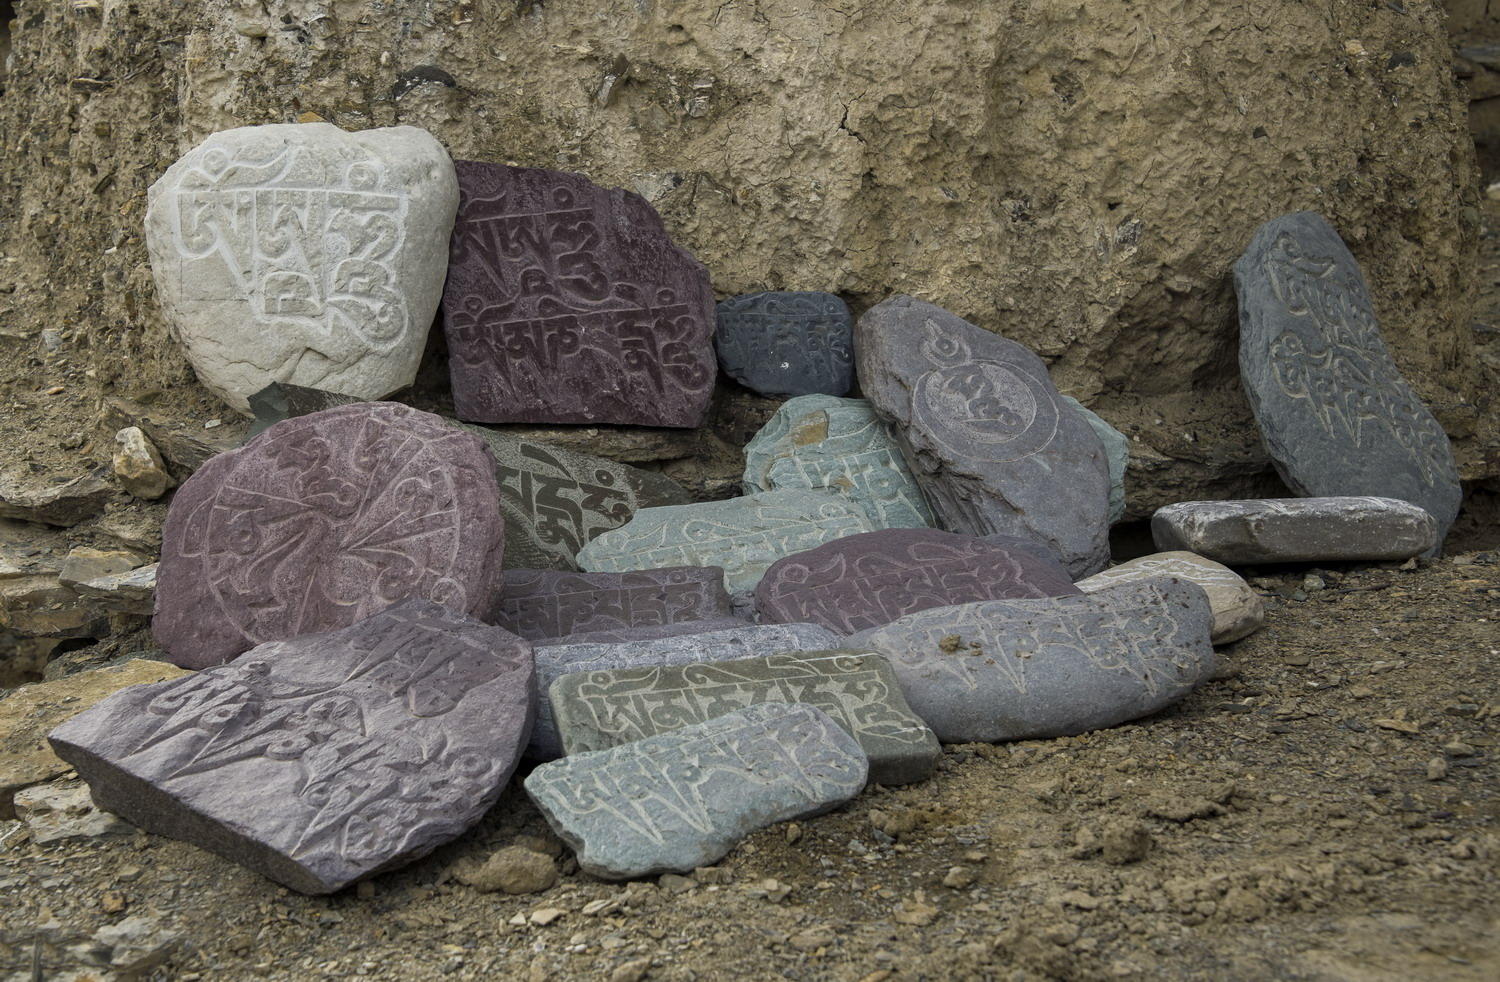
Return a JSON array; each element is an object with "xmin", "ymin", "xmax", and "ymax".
[{"xmin": 715, "ymin": 291, "xmax": 853, "ymax": 398}]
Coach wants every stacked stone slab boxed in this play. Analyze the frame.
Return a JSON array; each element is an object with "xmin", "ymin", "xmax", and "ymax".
[
  {"xmin": 1151, "ymin": 497, "xmax": 1439, "ymax": 564},
  {"xmin": 1076, "ymin": 552, "xmax": 1265, "ymax": 645},
  {"xmin": 493, "ymin": 567, "xmax": 733, "ymax": 643},
  {"xmin": 715, "ymin": 292, "xmax": 854, "ymax": 397}
]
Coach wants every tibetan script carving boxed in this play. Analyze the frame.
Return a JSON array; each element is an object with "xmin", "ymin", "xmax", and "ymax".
[
  {"xmin": 494, "ymin": 567, "xmax": 733, "ymax": 643},
  {"xmin": 1076, "ymin": 551, "xmax": 1264, "ymax": 645},
  {"xmin": 714, "ymin": 291, "xmax": 854, "ymax": 398}
]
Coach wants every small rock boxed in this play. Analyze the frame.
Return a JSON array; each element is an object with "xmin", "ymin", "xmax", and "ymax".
[
  {"xmin": 1443, "ymin": 741, "xmax": 1476, "ymax": 757},
  {"xmin": 457, "ymin": 846, "xmax": 559, "ymax": 895},
  {"xmin": 14, "ymin": 782, "xmax": 133, "ymax": 843},
  {"xmin": 941, "ymin": 866, "xmax": 975, "ymax": 889},
  {"xmin": 58, "ymin": 547, "xmax": 144, "ymax": 589},
  {"xmin": 1099, "ymin": 819, "xmax": 1153, "ymax": 865},
  {"xmin": 530, "ymin": 908, "xmax": 566, "ymax": 926},
  {"xmin": 610, "ymin": 957, "xmax": 654, "ymax": 982},
  {"xmin": 112, "ymin": 427, "xmax": 174, "ymax": 500},
  {"xmin": 658, "ymin": 872, "xmax": 695, "ymax": 894},
  {"xmin": 100, "ymin": 891, "xmax": 128, "ymax": 913},
  {"xmin": 1426, "ymin": 758, "xmax": 1448, "ymax": 781},
  {"xmin": 1058, "ymin": 890, "xmax": 1100, "ymax": 910},
  {"xmin": 1374, "ymin": 717, "xmax": 1421, "ymax": 734},
  {"xmin": 91, "ymin": 915, "xmax": 179, "ymax": 975},
  {"xmin": 893, "ymin": 900, "xmax": 939, "ymax": 926}
]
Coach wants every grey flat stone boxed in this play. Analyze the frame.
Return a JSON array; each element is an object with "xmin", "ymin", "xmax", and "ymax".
[
  {"xmin": 0, "ymin": 472, "xmax": 112, "ymax": 527},
  {"xmin": 743, "ymin": 395, "xmax": 935, "ymax": 530},
  {"xmin": 1059, "ymin": 396, "xmax": 1127, "ymax": 524},
  {"xmin": 1234, "ymin": 212, "xmax": 1461, "ymax": 540},
  {"xmin": 1077, "ymin": 552, "xmax": 1265, "ymax": 645},
  {"xmin": 526, "ymin": 703, "xmax": 866, "ymax": 879},
  {"xmin": 1151, "ymin": 496, "xmax": 1439, "ymax": 564},
  {"xmin": 847, "ymin": 578, "xmax": 1215, "ymax": 743},
  {"xmin": 855, "ymin": 296, "xmax": 1111, "ymax": 577},
  {"xmin": 550, "ymin": 649, "xmax": 939, "ymax": 785},
  {"xmin": 715, "ymin": 292, "xmax": 854, "ymax": 398},
  {"xmin": 246, "ymin": 382, "xmax": 358, "ymax": 439},
  {"xmin": 560, "ymin": 617, "xmax": 750, "ymax": 644},
  {"xmin": 72, "ymin": 563, "xmax": 158, "ymax": 617},
  {"xmin": 494, "ymin": 568, "xmax": 733, "ymax": 642}
]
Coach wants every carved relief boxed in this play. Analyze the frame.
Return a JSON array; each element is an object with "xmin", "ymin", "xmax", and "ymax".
[
  {"xmin": 494, "ymin": 567, "xmax": 732, "ymax": 642},
  {"xmin": 715, "ymin": 292, "xmax": 854, "ymax": 396}
]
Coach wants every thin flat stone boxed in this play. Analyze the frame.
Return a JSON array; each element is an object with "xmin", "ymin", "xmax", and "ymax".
[
  {"xmin": 753, "ymin": 529, "xmax": 1081, "ymax": 634},
  {"xmin": 526, "ymin": 703, "xmax": 866, "ymax": 879},
  {"xmin": 1151, "ymin": 496, "xmax": 1439, "ymax": 564},
  {"xmin": 1234, "ymin": 212, "xmax": 1461, "ymax": 539},
  {"xmin": 441, "ymin": 161, "xmax": 715, "ymax": 427},
  {"xmin": 1059, "ymin": 396, "xmax": 1127, "ymax": 524},
  {"xmin": 855, "ymin": 296, "xmax": 1111, "ymax": 577},
  {"xmin": 0, "ymin": 472, "xmax": 112, "ymax": 527},
  {"xmin": 559, "ymin": 616, "xmax": 750, "ymax": 644},
  {"xmin": 48, "ymin": 600, "xmax": 535, "ymax": 895},
  {"xmin": 715, "ymin": 292, "xmax": 854, "ymax": 398},
  {"xmin": 742, "ymin": 395, "xmax": 935, "ymax": 530},
  {"xmin": 846, "ymin": 578, "xmax": 1216, "ymax": 743},
  {"xmin": 72, "ymin": 564, "xmax": 158, "ymax": 617},
  {"xmin": 246, "ymin": 382, "xmax": 358, "ymax": 439},
  {"xmin": 494, "ymin": 568, "xmax": 733, "ymax": 643},
  {"xmin": 576, "ymin": 489, "xmax": 876, "ymax": 594},
  {"xmin": 1076, "ymin": 552, "xmax": 1265, "ymax": 645},
  {"xmin": 550, "ymin": 649, "xmax": 939, "ymax": 785}
]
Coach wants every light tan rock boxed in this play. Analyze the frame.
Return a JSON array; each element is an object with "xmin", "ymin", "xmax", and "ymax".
[
  {"xmin": 1075, "ymin": 551, "xmax": 1265, "ymax": 645},
  {"xmin": 112, "ymin": 426, "xmax": 173, "ymax": 500},
  {"xmin": 14, "ymin": 781, "xmax": 134, "ymax": 842},
  {"xmin": 59, "ymin": 546, "xmax": 146, "ymax": 589}
]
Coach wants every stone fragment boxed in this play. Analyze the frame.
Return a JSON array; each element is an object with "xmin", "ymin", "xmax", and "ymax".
[
  {"xmin": 527, "ymin": 703, "xmax": 867, "ymax": 879},
  {"xmin": 153, "ymin": 402, "xmax": 506, "ymax": 669},
  {"xmin": 145, "ymin": 123, "xmax": 459, "ymax": 414},
  {"xmin": 495, "ymin": 567, "xmax": 733, "ymax": 643},
  {"xmin": 1234, "ymin": 212, "xmax": 1461, "ymax": 538},
  {"xmin": 49, "ymin": 600, "xmax": 536, "ymax": 894},
  {"xmin": 743, "ymin": 395, "xmax": 935, "ymax": 530},
  {"xmin": 715, "ymin": 291, "xmax": 854, "ymax": 398},
  {"xmin": 58, "ymin": 547, "xmax": 144, "ymax": 589},
  {"xmin": 0, "ymin": 574, "xmax": 109, "ymax": 641},
  {"xmin": 529, "ymin": 621, "xmax": 841, "ymax": 758},
  {"xmin": 0, "ymin": 471, "xmax": 112, "ymax": 527},
  {"xmin": 246, "ymin": 381, "xmax": 358, "ymax": 439},
  {"xmin": 855, "ymin": 296, "xmax": 1111, "ymax": 577},
  {"xmin": 551, "ymin": 649, "xmax": 939, "ymax": 785},
  {"xmin": 1150, "ymin": 497, "xmax": 1439, "ymax": 564},
  {"xmin": 1058, "ymin": 396, "xmax": 1127, "ymax": 524},
  {"xmin": 441, "ymin": 161, "xmax": 715, "ymax": 427},
  {"xmin": 90, "ymin": 916, "xmax": 182, "ymax": 977},
  {"xmin": 1076, "ymin": 551, "xmax": 1265, "ymax": 644},
  {"xmin": 112, "ymin": 427, "xmax": 174, "ymax": 500},
  {"xmin": 72, "ymin": 563, "xmax": 159, "ymax": 616},
  {"xmin": 846, "ymin": 577, "xmax": 1215, "ymax": 743},
  {"xmin": 14, "ymin": 782, "xmax": 134, "ymax": 843},
  {"xmin": 101, "ymin": 397, "xmax": 242, "ymax": 479},
  {"xmin": 753, "ymin": 529, "xmax": 1081, "ymax": 634},
  {"xmin": 456, "ymin": 845, "xmax": 559, "ymax": 894},
  {"xmin": 577, "ymin": 489, "xmax": 875, "ymax": 594}
]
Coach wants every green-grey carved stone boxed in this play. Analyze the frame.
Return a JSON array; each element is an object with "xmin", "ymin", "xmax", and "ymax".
[{"xmin": 1059, "ymin": 396, "xmax": 1127, "ymax": 524}]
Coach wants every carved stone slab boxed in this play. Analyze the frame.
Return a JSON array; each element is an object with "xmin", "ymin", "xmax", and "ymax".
[
  {"xmin": 49, "ymin": 600, "xmax": 536, "ymax": 895},
  {"xmin": 1059, "ymin": 396, "xmax": 1127, "ymax": 524},
  {"xmin": 576, "ymin": 489, "xmax": 876, "ymax": 594},
  {"xmin": 855, "ymin": 296, "xmax": 1111, "ymax": 577},
  {"xmin": 529, "ymin": 622, "xmax": 840, "ymax": 759},
  {"xmin": 715, "ymin": 292, "xmax": 854, "ymax": 398},
  {"xmin": 145, "ymin": 123, "xmax": 458, "ymax": 414},
  {"xmin": 550, "ymin": 649, "xmax": 940, "ymax": 785},
  {"xmin": 753, "ymin": 528, "xmax": 1081, "ymax": 634},
  {"xmin": 441, "ymin": 161, "xmax": 715, "ymax": 428},
  {"xmin": 1151, "ymin": 496, "xmax": 1439, "ymax": 564},
  {"xmin": 846, "ymin": 578, "xmax": 1215, "ymax": 743},
  {"xmin": 560, "ymin": 616, "xmax": 750, "ymax": 644},
  {"xmin": 1077, "ymin": 551, "xmax": 1265, "ymax": 645},
  {"xmin": 743, "ymin": 395, "xmax": 935, "ymax": 530},
  {"xmin": 1235, "ymin": 212, "xmax": 1461, "ymax": 538},
  {"xmin": 494, "ymin": 567, "xmax": 733, "ymax": 643},
  {"xmin": 153, "ymin": 403, "xmax": 506, "ymax": 670},
  {"xmin": 527, "ymin": 703, "xmax": 866, "ymax": 879}
]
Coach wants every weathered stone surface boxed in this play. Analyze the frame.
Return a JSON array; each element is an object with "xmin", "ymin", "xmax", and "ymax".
[
  {"xmin": 1151, "ymin": 497, "xmax": 1440, "ymax": 564},
  {"xmin": 100, "ymin": 397, "xmax": 243, "ymax": 480},
  {"xmin": 0, "ymin": 574, "xmax": 109, "ymax": 642},
  {"xmin": 14, "ymin": 781, "xmax": 134, "ymax": 843},
  {"xmin": 73, "ymin": 564, "xmax": 159, "ymax": 617},
  {"xmin": 49, "ymin": 600, "xmax": 536, "ymax": 895},
  {"xmin": 847, "ymin": 578, "xmax": 1215, "ymax": 743},
  {"xmin": 743, "ymin": 395, "xmax": 935, "ymax": 530},
  {"xmin": 113, "ymin": 426, "xmax": 174, "ymax": 500},
  {"xmin": 527, "ymin": 703, "xmax": 867, "ymax": 879},
  {"xmin": 145, "ymin": 123, "xmax": 458, "ymax": 414},
  {"xmin": 551, "ymin": 649, "xmax": 939, "ymax": 785},
  {"xmin": 442, "ymin": 161, "xmax": 715, "ymax": 428},
  {"xmin": 1076, "ymin": 552, "xmax": 1265, "ymax": 645},
  {"xmin": 754, "ymin": 529, "xmax": 1081, "ymax": 634},
  {"xmin": 0, "ymin": 472, "xmax": 112, "ymax": 527},
  {"xmin": 715, "ymin": 292, "xmax": 854, "ymax": 398},
  {"xmin": 1059, "ymin": 397, "xmax": 1127, "ymax": 525},
  {"xmin": 495, "ymin": 568, "xmax": 733, "ymax": 643},
  {"xmin": 246, "ymin": 381, "xmax": 358, "ymax": 439},
  {"xmin": 577, "ymin": 490, "xmax": 876, "ymax": 594},
  {"xmin": 58, "ymin": 547, "xmax": 145, "ymax": 590},
  {"xmin": 154, "ymin": 402, "xmax": 506, "ymax": 669},
  {"xmin": 1234, "ymin": 212, "xmax": 1462, "ymax": 539},
  {"xmin": 530, "ymin": 622, "xmax": 841, "ymax": 759},
  {"xmin": 855, "ymin": 297, "xmax": 1111, "ymax": 577},
  {"xmin": 560, "ymin": 616, "xmax": 750, "ymax": 645}
]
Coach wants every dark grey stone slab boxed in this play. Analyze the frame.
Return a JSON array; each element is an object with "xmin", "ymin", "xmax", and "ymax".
[
  {"xmin": 494, "ymin": 568, "xmax": 733, "ymax": 643},
  {"xmin": 1150, "ymin": 496, "xmax": 1439, "ymax": 564},
  {"xmin": 246, "ymin": 382, "xmax": 358, "ymax": 439},
  {"xmin": 846, "ymin": 578, "xmax": 1215, "ymax": 743},
  {"xmin": 560, "ymin": 616, "xmax": 750, "ymax": 644},
  {"xmin": 854, "ymin": 296, "xmax": 1111, "ymax": 577},
  {"xmin": 48, "ymin": 600, "xmax": 536, "ymax": 895},
  {"xmin": 1234, "ymin": 212, "xmax": 1461, "ymax": 539},
  {"xmin": 1058, "ymin": 396, "xmax": 1127, "ymax": 524},
  {"xmin": 550, "ymin": 649, "xmax": 939, "ymax": 785},
  {"xmin": 714, "ymin": 291, "xmax": 853, "ymax": 398},
  {"xmin": 526, "ymin": 703, "xmax": 866, "ymax": 879}
]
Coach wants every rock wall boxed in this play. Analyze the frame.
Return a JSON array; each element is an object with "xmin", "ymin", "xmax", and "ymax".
[
  {"xmin": 0, "ymin": 0, "xmax": 1493, "ymax": 517},
  {"xmin": 1448, "ymin": 0, "xmax": 1500, "ymax": 180}
]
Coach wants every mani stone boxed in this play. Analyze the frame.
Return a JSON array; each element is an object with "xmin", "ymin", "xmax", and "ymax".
[
  {"xmin": 48, "ymin": 600, "xmax": 536, "ymax": 895},
  {"xmin": 846, "ymin": 577, "xmax": 1215, "ymax": 743},
  {"xmin": 576, "ymin": 489, "xmax": 876, "ymax": 594},
  {"xmin": 493, "ymin": 567, "xmax": 733, "ymax": 643},
  {"xmin": 145, "ymin": 123, "xmax": 458, "ymax": 414},
  {"xmin": 1150, "ymin": 497, "xmax": 1439, "ymax": 564},
  {"xmin": 559, "ymin": 616, "xmax": 750, "ymax": 644},
  {"xmin": 441, "ymin": 161, "xmax": 715, "ymax": 428},
  {"xmin": 550, "ymin": 649, "xmax": 940, "ymax": 785},
  {"xmin": 855, "ymin": 296, "xmax": 1112, "ymax": 578},
  {"xmin": 528, "ymin": 622, "xmax": 841, "ymax": 759},
  {"xmin": 1059, "ymin": 396, "xmax": 1127, "ymax": 524},
  {"xmin": 1077, "ymin": 552, "xmax": 1266, "ymax": 645},
  {"xmin": 1234, "ymin": 212, "xmax": 1461, "ymax": 539},
  {"xmin": 753, "ymin": 529, "xmax": 1081, "ymax": 634},
  {"xmin": 714, "ymin": 292, "xmax": 854, "ymax": 398},
  {"xmin": 153, "ymin": 402, "xmax": 506, "ymax": 670},
  {"xmin": 742, "ymin": 395, "xmax": 935, "ymax": 530},
  {"xmin": 527, "ymin": 703, "xmax": 866, "ymax": 880}
]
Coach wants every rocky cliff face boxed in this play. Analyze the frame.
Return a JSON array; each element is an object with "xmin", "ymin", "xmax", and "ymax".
[{"xmin": 0, "ymin": 0, "xmax": 1491, "ymax": 516}]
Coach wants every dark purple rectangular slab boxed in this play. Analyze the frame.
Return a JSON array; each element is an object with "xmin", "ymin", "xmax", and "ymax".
[{"xmin": 494, "ymin": 567, "xmax": 734, "ymax": 642}]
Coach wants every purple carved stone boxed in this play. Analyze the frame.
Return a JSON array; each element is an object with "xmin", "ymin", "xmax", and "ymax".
[
  {"xmin": 441, "ymin": 161, "xmax": 716, "ymax": 428},
  {"xmin": 494, "ymin": 568, "xmax": 734, "ymax": 643},
  {"xmin": 49, "ymin": 600, "xmax": 536, "ymax": 895},
  {"xmin": 153, "ymin": 403, "xmax": 506, "ymax": 670},
  {"xmin": 753, "ymin": 529, "xmax": 1082, "ymax": 634}
]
